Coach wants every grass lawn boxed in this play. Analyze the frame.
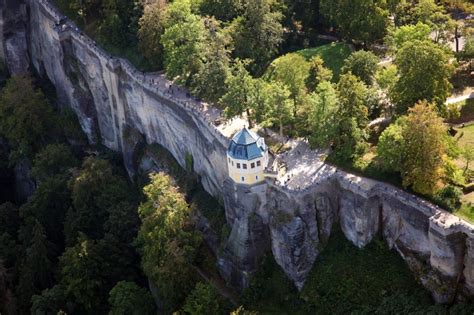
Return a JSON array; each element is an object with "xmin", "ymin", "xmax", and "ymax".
[
  {"xmin": 294, "ymin": 42, "xmax": 353, "ymax": 80},
  {"xmin": 455, "ymin": 123, "xmax": 474, "ymax": 147},
  {"xmin": 269, "ymin": 42, "xmax": 352, "ymax": 82},
  {"xmin": 454, "ymin": 123, "xmax": 474, "ymax": 174},
  {"xmin": 448, "ymin": 98, "xmax": 474, "ymax": 124},
  {"xmin": 455, "ymin": 202, "xmax": 474, "ymax": 223}
]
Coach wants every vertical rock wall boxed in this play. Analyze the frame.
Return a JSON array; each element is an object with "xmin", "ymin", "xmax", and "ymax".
[
  {"xmin": 26, "ymin": 0, "xmax": 228, "ymax": 197},
  {"xmin": 1, "ymin": 0, "xmax": 473, "ymax": 304},
  {"xmin": 0, "ymin": 0, "xmax": 29, "ymax": 74}
]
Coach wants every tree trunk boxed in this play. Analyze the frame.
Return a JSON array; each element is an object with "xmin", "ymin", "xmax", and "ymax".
[
  {"xmin": 279, "ymin": 120, "xmax": 283, "ymax": 137},
  {"xmin": 455, "ymin": 25, "xmax": 459, "ymax": 53},
  {"xmin": 246, "ymin": 108, "xmax": 253, "ymax": 128}
]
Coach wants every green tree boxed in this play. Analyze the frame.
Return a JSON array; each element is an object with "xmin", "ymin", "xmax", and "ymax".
[
  {"xmin": 68, "ymin": 0, "xmax": 101, "ymax": 25},
  {"xmin": 31, "ymin": 143, "xmax": 78, "ymax": 182},
  {"xmin": 136, "ymin": 173, "xmax": 201, "ymax": 313},
  {"xmin": 401, "ymin": 101, "xmax": 447, "ymax": 195},
  {"xmin": 64, "ymin": 157, "xmax": 131, "ymax": 245},
  {"xmin": 138, "ymin": 1, "xmax": 167, "ymax": 68},
  {"xmin": 0, "ymin": 202, "xmax": 20, "ymax": 238},
  {"xmin": 108, "ymin": 281, "xmax": 155, "ymax": 315},
  {"xmin": 376, "ymin": 64, "xmax": 398, "ymax": 91},
  {"xmin": 21, "ymin": 175, "xmax": 72, "ymax": 247},
  {"xmin": 308, "ymin": 81, "xmax": 339, "ymax": 148},
  {"xmin": 97, "ymin": 0, "xmax": 142, "ymax": 48},
  {"xmin": 265, "ymin": 53, "xmax": 310, "ymax": 117},
  {"xmin": 392, "ymin": 40, "xmax": 454, "ymax": 114},
  {"xmin": 230, "ymin": 0, "xmax": 284, "ymax": 74},
  {"xmin": 161, "ymin": 7, "xmax": 207, "ymax": 84},
  {"xmin": 341, "ymin": 51, "xmax": 380, "ymax": 86},
  {"xmin": 387, "ymin": 22, "xmax": 431, "ymax": 50},
  {"xmin": 460, "ymin": 35, "xmax": 474, "ymax": 61},
  {"xmin": 249, "ymin": 78, "xmax": 272, "ymax": 126},
  {"xmin": 59, "ymin": 235, "xmax": 105, "ymax": 312},
  {"xmin": 376, "ymin": 119, "xmax": 405, "ymax": 172},
  {"xmin": 0, "ymin": 76, "xmax": 58, "ymax": 159},
  {"xmin": 16, "ymin": 221, "xmax": 53, "ymax": 311},
  {"xmin": 182, "ymin": 282, "xmax": 221, "ymax": 315},
  {"xmin": 307, "ymin": 56, "xmax": 333, "ymax": 90},
  {"xmin": 220, "ymin": 60, "xmax": 255, "ymax": 125},
  {"xmin": 320, "ymin": 0, "xmax": 389, "ymax": 44},
  {"xmin": 192, "ymin": 17, "xmax": 232, "ymax": 103},
  {"xmin": 265, "ymin": 81, "xmax": 293, "ymax": 137},
  {"xmin": 395, "ymin": 0, "xmax": 455, "ymax": 44},
  {"xmin": 0, "ymin": 260, "xmax": 15, "ymax": 315},
  {"xmin": 333, "ymin": 73, "xmax": 369, "ymax": 160},
  {"xmin": 31, "ymin": 285, "xmax": 68, "ymax": 315},
  {"xmin": 199, "ymin": 0, "xmax": 244, "ymax": 21}
]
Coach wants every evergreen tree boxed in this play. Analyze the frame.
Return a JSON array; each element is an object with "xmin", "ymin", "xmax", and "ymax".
[
  {"xmin": 16, "ymin": 221, "xmax": 53, "ymax": 312},
  {"xmin": 230, "ymin": 0, "xmax": 284, "ymax": 74},
  {"xmin": 333, "ymin": 73, "xmax": 369, "ymax": 160},
  {"xmin": 108, "ymin": 281, "xmax": 156, "ymax": 315},
  {"xmin": 308, "ymin": 81, "xmax": 339, "ymax": 148},
  {"xmin": 136, "ymin": 173, "xmax": 201, "ymax": 313}
]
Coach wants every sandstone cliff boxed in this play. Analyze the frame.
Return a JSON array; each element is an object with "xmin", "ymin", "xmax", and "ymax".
[{"xmin": 1, "ymin": 0, "xmax": 473, "ymax": 303}]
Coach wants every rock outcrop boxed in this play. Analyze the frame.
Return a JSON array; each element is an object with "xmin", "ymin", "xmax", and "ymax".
[{"xmin": 1, "ymin": 0, "xmax": 473, "ymax": 303}]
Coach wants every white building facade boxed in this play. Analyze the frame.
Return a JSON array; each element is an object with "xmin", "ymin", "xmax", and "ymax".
[{"xmin": 227, "ymin": 128, "xmax": 269, "ymax": 185}]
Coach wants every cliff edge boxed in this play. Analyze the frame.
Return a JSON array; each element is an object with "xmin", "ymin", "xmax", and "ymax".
[{"xmin": 1, "ymin": 0, "xmax": 473, "ymax": 303}]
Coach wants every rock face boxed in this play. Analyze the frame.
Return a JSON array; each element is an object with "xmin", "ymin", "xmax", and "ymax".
[
  {"xmin": 0, "ymin": 0, "xmax": 29, "ymax": 74},
  {"xmin": 2, "ymin": 0, "xmax": 473, "ymax": 303},
  {"xmin": 13, "ymin": 158, "xmax": 35, "ymax": 203}
]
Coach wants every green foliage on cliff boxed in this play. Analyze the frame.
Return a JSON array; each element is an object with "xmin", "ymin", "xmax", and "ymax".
[
  {"xmin": 136, "ymin": 172, "xmax": 202, "ymax": 313},
  {"xmin": 241, "ymin": 230, "xmax": 464, "ymax": 314},
  {"xmin": 108, "ymin": 280, "xmax": 156, "ymax": 315}
]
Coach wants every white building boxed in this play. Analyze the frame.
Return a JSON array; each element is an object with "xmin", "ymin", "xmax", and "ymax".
[{"xmin": 227, "ymin": 128, "xmax": 269, "ymax": 185}]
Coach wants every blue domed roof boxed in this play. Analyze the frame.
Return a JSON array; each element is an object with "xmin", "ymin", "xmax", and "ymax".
[{"xmin": 228, "ymin": 128, "xmax": 266, "ymax": 160}]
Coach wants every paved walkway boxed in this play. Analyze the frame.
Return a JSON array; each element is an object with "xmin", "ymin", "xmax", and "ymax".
[{"xmin": 446, "ymin": 88, "xmax": 474, "ymax": 105}]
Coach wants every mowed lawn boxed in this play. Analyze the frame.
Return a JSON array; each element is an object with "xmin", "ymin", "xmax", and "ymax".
[
  {"xmin": 455, "ymin": 123, "xmax": 474, "ymax": 171},
  {"xmin": 454, "ymin": 123, "xmax": 474, "ymax": 222},
  {"xmin": 271, "ymin": 42, "xmax": 352, "ymax": 81}
]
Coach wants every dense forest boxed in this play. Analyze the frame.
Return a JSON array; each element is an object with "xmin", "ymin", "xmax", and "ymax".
[{"xmin": 1, "ymin": 0, "xmax": 474, "ymax": 314}]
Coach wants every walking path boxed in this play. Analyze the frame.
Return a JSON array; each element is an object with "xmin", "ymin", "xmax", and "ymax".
[{"xmin": 446, "ymin": 88, "xmax": 474, "ymax": 105}]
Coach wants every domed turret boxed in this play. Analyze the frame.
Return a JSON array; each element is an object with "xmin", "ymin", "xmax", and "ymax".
[{"xmin": 227, "ymin": 128, "xmax": 268, "ymax": 185}]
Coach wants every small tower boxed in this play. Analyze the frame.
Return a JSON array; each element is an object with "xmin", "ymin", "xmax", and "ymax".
[{"xmin": 227, "ymin": 128, "xmax": 268, "ymax": 185}]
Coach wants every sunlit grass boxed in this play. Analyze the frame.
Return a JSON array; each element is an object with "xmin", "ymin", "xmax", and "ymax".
[{"xmin": 295, "ymin": 42, "xmax": 353, "ymax": 80}]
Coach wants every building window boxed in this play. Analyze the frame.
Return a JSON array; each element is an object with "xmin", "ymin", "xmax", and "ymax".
[
  {"xmin": 251, "ymin": 162, "xmax": 255, "ymax": 168},
  {"xmin": 228, "ymin": 158, "xmax": 231, "ymax": 163},
  {"xmin": 237, "ymin": 163, "xmax": 241, "ymax": 169},
  {"xmin": 232, "ymin": 161, "xmax": 234, "ymax": 166},
  {"xmin": 243, "ymin": 163, "xmax": 247, "ymax": 169},
  {"xmin": 256, "ymin": 175, "xmax": 259, "ymax": 180},
  {"xmin": 257, "ymin": 160, "xmax": 261, "ymax": 167},
  {"xmin": 241, "ymin": 176, "xmax": 245, "ymax": 182}
]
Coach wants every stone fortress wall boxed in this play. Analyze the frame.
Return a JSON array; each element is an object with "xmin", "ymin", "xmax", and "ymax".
[{"xmin": 1, "ymin": 0, "xmax": 473, "ymax": 303}]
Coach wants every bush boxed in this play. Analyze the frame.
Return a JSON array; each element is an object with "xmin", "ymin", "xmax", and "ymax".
[{"xmin": 433, "ymin": 185, "xmax": 463, "ymax": 212}]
